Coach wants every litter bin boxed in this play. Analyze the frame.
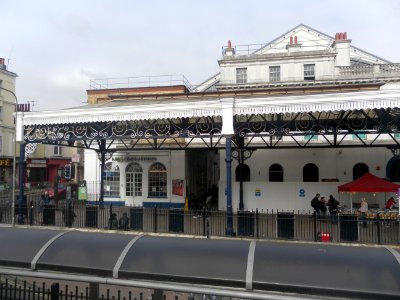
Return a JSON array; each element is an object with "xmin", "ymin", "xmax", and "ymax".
[
  {"xmin": 237, "ymin": 211, "xmax": 255, "ymax": 236},
  {"xmin": 169, "ymin": 209, "xmax": 184, "ymax": 233},
  {"xmin": 14, "ymin": 196, "xmax": 28, "ymax": 215},
  {"xmin": 42, "ymin": 205, "xmax": 56, "ymax": 225},
  {"xmin": 130, "ymin": 207, "xmax": 143, "ymax": 230},
  {"xmin": 339, "ymin": 214, "xmax": 358, "ymax": 241},
  {"xmin": 277, "ymin": 212, "xmax": 294, "ymax": 239},
  {"xmin": 85, "ymin": 206, "xmax": 98, "ymax": 228},
  {"xmin": 15, "ymin": 196, "xmax": 28, "ymax": 224}
]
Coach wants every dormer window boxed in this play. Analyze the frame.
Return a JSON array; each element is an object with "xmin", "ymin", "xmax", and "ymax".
[
  {"xmin": 304, "ymin": 64, "xmax": 315, "ymax": 80},
  {"xmin": 236, "ymin": 68, "xmax": 247, "ymax": 84},
  {"xmin": 269, "ymin": 66, "xmax": 280, "ymax": 82}
]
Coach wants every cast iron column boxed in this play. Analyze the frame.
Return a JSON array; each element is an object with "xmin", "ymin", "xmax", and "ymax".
[
  {"xmin": 18, "ymin": 143, "xmax": 25, "ymax": 224},
  {"xmin": 99, "ymin": 140, "xmax": 106, "ymax": 205},
  {"xmin": 225, "ymin": 137, "xmax": 234, "ymax": 236}
]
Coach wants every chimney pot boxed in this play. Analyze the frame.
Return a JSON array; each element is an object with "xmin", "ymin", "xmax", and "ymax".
[
  {"xmin": 290, "ymin": 36, "xmax": 293, "ymax": 44},
  {"xmin": 228, "ymin": 40, "xmax": 232, "ymax": 48},
  {"xmin": 343, "ymin": 32, "xmax": 347, "ymax": 39}
]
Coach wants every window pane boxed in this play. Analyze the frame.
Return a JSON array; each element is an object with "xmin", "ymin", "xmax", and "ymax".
[
  {"xmin": 269, "ymin": 164, "xmax": 284, "ymax": 182},
  {"xmin": 126, "ymin": 163, "xmax": 142, "ymax": 196},
  {"xmin": 236, "ymin": 68, "xmax": 247, "ymax": 84},
  {"xmin": 269, "ymin": 66, "xmax": 280, "ymax": 82},
  {"xmin": 304, "ymin": 64, "xmax": 315, "ymax": 80},
  {"xmin": 148, "ymin": 162, "xmax": 167, "ymax": 197},
  {"xmin": 104, "ymin": 163, "xmax": 120, "ymax": 196}
]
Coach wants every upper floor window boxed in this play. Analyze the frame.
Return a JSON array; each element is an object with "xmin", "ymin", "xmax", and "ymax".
[
  {"xmin": 0, "ymin": 106, "xmax": 2, "ymax": 121},
  {"xmin": 236, "ymin": 68, "xmax": 247, "ymax": 84},
  {"xmin": 269, "ymin": 163, "xmax": 284, "ymax": 182},
  {"xmin": 269, "ymin": 66, "xmax": 280, "ymax": 82},
  {"xmin": 53, "ymin": 146, "xmax": 62, "ymax": 156},
  {"xmin": 304, "ymin": 64, "xmax": 315, "ymax": 80}
]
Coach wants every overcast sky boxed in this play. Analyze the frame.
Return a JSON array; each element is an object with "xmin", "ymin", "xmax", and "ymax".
[{"xmin": 1, "ymin": 0, "xmax": 400, "ymax": 111}]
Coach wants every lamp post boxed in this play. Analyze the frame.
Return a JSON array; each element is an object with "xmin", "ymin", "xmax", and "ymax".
[{"xmin": 0, "ymin": 87, "xmax": 18, "ymax": 226}]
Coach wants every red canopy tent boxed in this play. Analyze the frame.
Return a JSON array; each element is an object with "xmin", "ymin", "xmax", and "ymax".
[
  {"xmin": 338, "ymin": 172, "xmax": 400, "ymax": 212},
  {"xmin": 338, "ymin": 172, "xmax": 400, "ymax": 192}
]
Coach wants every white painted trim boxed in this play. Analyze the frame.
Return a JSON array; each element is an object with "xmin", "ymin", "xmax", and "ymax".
[{"xmin": 19, "ymin": 90, "xmax": 400, "ymax": 127}]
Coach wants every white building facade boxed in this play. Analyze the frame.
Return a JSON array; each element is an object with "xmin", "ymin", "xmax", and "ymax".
[{"xmin": 19, "ymin": 24, "xmax": 400, "ymax": 211}]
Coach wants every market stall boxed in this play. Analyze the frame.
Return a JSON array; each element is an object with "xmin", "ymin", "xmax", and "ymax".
[{"xmin": 338, "ymin": 172, "xmax": 400, "ymax": 214}]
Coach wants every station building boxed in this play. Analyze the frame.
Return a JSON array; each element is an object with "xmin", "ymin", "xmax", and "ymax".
[{"xmin": 19, "ymin": 24, "xmax": 400, "ymax": 211}]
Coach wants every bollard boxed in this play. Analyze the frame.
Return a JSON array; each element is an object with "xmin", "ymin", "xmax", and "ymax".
[
  {"xmin": 29, "ymin": 201, "xmax": 34, "ymax": 226},
  {"xmin": 206, "ymin": 219, "xmax": 210, "ymax": 239},
  {"xmin": 313, "ymin": 210, "xmax": 317, "ymax": 242}
]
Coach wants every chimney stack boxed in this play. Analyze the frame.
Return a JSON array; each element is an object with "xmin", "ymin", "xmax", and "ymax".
[
  {"xmin": 224, "ymin": 39, "xmax": 235, "ymax": 56},
  {"xmin": 332, "ymin": 32, "xmax": 351, "ymax": 67},
  {"xmin": 286, "ymin": 36, "xmax": 301, "ymax": 53}
]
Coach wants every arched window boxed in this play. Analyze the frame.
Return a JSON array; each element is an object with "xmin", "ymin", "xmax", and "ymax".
[
  {"xmin": 235, "ymin": 164, "xmax": 250, "ymax": 182},
  {"xmin": 353, "ymin": 163, "xmax": 369, "ymax": 180},
  {"xmin": 126, "ymin": 163, "xmax": 143, "ymax": 197},
  {"xmin": 386, "ymin": 156, "xmax": 400, "ymax": 182},
  {"xmin": 148, "ymin": 162, "xmax": 167, "ymax": 197},
  {"xmin": 269, "ymin": 164, "xmax": 283, "ymax": 182},
  {"xmin": 104, "ymin": 163, "xmax": 120, "ymax": 196},
  {"xmin": 303, "ymin": 163, "xmax": 319, "ymax": 182}
]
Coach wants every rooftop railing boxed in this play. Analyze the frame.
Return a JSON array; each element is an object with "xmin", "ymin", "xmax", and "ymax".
[
  {"xmin": 338, "ymin": 63, "xmax": 400, "ymax": 78},
  {"xmin": 89, "ymin": 74, "xmax": 193, "ymax": 91}
]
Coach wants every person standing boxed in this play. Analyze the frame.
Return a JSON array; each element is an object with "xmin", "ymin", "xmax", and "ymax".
[
  {"xmin": 318, "ymin": 196, "xmax": 328, "ymax": 217},
  {"xmin": 385, "ymin": 197, "xmax": 396, "ymax": 210},
  {"xmin": 311, "ymin": 193, "xmax": 320, "ymax": 215},
  {"xmin": 358, "ymin": 198, "xmax": 368, "ymax": 227},
  {"xmin": 327, "ymin": 195, "xmax": 340, "ymax": 224}
]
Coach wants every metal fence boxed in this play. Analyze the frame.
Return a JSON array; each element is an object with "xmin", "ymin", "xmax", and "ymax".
[
  {"xmin": 0, "ymin": 191, "xmax": 399, "ymax": 245},
  {"xmin": 0, "ymin": 275, "xmax": 223, "ymax": 300}
]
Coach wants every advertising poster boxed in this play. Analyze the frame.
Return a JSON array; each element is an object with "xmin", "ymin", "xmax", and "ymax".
[{"xmin": 172, "ymin": 179, "xmax": 184, "ymax": 196}]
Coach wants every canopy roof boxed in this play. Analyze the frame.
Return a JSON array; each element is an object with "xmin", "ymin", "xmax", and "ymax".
[
  {"xmin": 0, "ymin": 227, "xmax": 400, "ymax": 299},
  {"xmin": 338, "ymin": 172, "xmax": 400, "ymax": 192}
]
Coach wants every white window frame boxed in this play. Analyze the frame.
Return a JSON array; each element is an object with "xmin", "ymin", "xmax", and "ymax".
[
  {"xmin": 269, "ymin": 66, "xmax": 280, "ymax": 82},
  {"xmin": 126, "ymin": 162, "xmax": 143, "ymax": 197},
  {"xmin": 236, "ymin": 68, "xmax": 247, "ymax": 84},
  {"xmin": 304, "ymin": 64, "xmax": 315, "ymax": 80},
  {"xmin": 148, "ymin": 162, "xmax": 167, "ymax": 198},
  {"xmin": 104, "ymin": 163, "xmax": 120, "ymax": 197}
]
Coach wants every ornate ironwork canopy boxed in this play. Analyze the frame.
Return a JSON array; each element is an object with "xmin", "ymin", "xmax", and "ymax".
[{"xmin": 23, "ymin": 107, "xmax": 400, "ymax": 151}]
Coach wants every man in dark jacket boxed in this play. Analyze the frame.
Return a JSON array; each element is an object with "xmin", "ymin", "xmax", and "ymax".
[{"xmin": 311, "ymin": 193, "xmax": 320, "ymax": 214}]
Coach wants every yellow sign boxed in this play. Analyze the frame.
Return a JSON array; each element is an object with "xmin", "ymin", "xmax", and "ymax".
[{"xmin": 0, "ymin": 159, "xmax": 12, "ymax": 167}]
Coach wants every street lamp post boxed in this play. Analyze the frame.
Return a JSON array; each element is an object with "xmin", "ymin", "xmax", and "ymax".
[{"xmin": 0, "ymin": 87, "xmax": 18, "ymax": 226}]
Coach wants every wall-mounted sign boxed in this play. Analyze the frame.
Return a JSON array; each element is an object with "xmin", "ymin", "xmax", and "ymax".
[
  {"xmin": 255, "ymin": 188, "xmax": 261, "ymax": 197},
  {"xmin": 78, "ymin": 186, "xmax": 88, "ymax": 201},
  {"xmin": 299, "ymin": 189, "xmax": 305, "ymax": 197},
  {"xmin": 0, "ymin": 159, "xmax": 12, "ymax": 167},
  {"xmin": 112, "ymin": 156, "xmax": 157, "ymax": 162}
]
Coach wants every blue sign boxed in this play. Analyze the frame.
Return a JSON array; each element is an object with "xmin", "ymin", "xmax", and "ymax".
[
  {"xmin": 255, "ymin": 188, "xmax": 261, "ymax": 197},
  {"xmin": 299, "ymin": 189, "xmax": 305, "ymax": 197}
]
